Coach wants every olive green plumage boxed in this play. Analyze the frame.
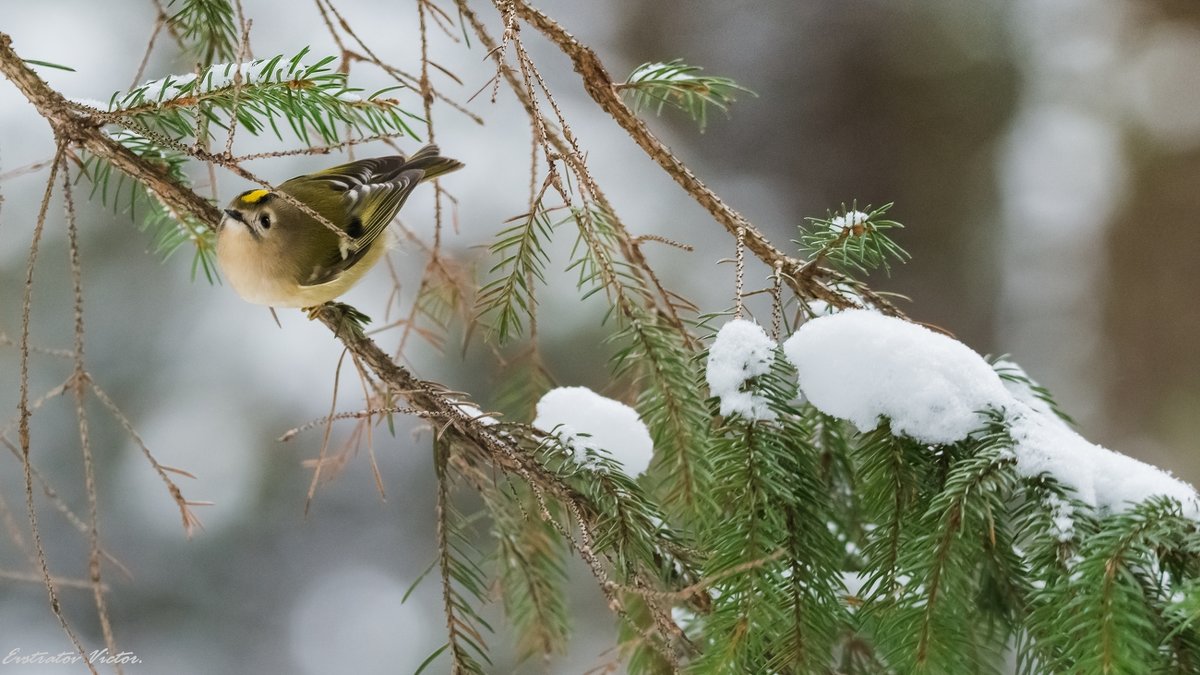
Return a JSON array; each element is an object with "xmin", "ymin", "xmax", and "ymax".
[{"xmin": 216, "ymin": 144, "xmax": 463, "ymax": 308}]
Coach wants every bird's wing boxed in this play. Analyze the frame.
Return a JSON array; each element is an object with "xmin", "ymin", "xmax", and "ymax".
[
  {"xmin": 339, "ymin": 167, "xmax": 424, "ymax": 252},
  {"xmin": 298, "ymin": 236, "xmax": 378, "ymax": 287},
  {"xmin": 283, "ymin": 158, "xmax": 425, "ymax": 288},
  {"xmin": 298, "ymin": 156, "xmax": 408, "ymax": 189}
]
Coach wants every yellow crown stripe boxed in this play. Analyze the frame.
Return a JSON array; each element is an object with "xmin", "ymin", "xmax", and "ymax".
[{"xmin": 240, "ymin": 189, "xmax": 272, "ymax": 204}]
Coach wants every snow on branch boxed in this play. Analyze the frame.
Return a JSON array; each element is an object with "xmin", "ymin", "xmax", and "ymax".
[
  {"xmin": 783, "ymin": 310, "xmax": 1199, "ymax": 518},
  {"xmin": 87, "ymin": 48, "xmax": 421, "ymax": 144},
  {"xmin": 705, "ymin": 319, "xmax": 777, "ymax": 421},
  {"xmin": 533, "ymin": 386, "xmax": 654, "ymax": 478}
]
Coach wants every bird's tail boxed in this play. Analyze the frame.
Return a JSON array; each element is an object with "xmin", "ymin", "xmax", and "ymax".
[{"xmin": 404, "ymin": 144, "xmax": 464, "ymax": 181}]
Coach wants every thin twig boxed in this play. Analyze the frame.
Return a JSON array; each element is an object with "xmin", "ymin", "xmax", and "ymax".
[
  {"xmin": 278, "ymin": 406, "xmax": 439, "ymax": 442},
  {"xmin": 0, "ymin": 435, "xmax": 134, "ymax": 581},
  {"xmin": 305, "ymin": 348, "xmax": 350, "ymax": 515},
  {"xmin": 348, "ymin": 352, "xmax": 386, "ymax": 500},
  {"xmin": 0, "ymin": 568, "xmax": 109, "ymax": 591},
  {"xmin": 0, "ymin": 158, "xmax": 54, "ymax": 181},
  {"xmin": 771, "ymin": 260, "xmax": 784, "ymax": 341},
  {"xmin": 62, "ymin": 161, "xmax": 123, "ymax": 674},
  {"xmin": 128, "ymin": 12, "xmax": 167, "ymax": 90},
  {"xmin": 734, "ymin": 227, "xmax": 745, "ymax": 319},
  {"xmin": 222, "ymin": 10, "xmax": 252, "ymax": 159},
  {"xmin": 316, "ymin": 0, "xmax": 483, "ymax": 125},
  {"xmin": 18, "ymin": 144, "xmax": 97, "ymax": 673},
  {"xmin": 0, "ymin": 486, "xmax": 35, "ymax": 567},
  {"xmin": 89, "ymin": 380, "xmax": 203, "ymax": 536},
  {"xmin": 0, "ymin": 331, "xmax": 74, "ymax": 358}
]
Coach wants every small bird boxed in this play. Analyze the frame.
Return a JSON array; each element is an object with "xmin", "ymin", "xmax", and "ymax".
[{"xmin": 217, "ymin": 144, "xmax": 463, "ymax": 308}]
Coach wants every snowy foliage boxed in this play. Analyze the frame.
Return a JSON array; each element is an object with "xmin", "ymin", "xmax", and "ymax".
[
  {"xmin": 784, "ymin": 310, "xmax": 1199, "ymax": 518},
  {"xmin": 783, "ymin": 309, "xmax": 1009, "ymax": 444},
  {"xmin": 90, "ymin": 48, "xmax": 418, "ymax": 146},
  {"xmin": 704, "ymin": 319, "xmax": 777, "ymax": 421},
  {"xmin": 829, "ymin": 210, "xmax": 870, "ymax": 232},
  {"xmin": 532, "ymin": 387, "xmax": 654, "ymax": 477}
]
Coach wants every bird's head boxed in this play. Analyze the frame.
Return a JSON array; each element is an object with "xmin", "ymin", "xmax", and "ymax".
[{"xmin": 220, "ymin": 189, "xmax": 278, "ymax": 240}]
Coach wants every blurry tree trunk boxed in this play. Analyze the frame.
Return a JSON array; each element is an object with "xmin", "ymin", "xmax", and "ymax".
[{"xmin": 1105, "ymin": 0, "xmax": 1200, "ymax": 475}]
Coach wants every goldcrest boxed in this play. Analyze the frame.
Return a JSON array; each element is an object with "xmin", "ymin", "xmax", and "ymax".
[{"xmin": 216, "ymin": 144, "xmax": 462, "ymax": 308}]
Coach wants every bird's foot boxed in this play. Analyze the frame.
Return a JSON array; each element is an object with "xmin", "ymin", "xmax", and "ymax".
[{"xmin": 304, "ymin": 302, "xmax": 372, "ymax": 338}]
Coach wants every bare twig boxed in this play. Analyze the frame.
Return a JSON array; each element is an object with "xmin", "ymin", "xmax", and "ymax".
[
  {"xmin": 771, "ymin": 260, "xmax": 784, "ymax": 341},
  {"xmin": 0, "ymin": 435, "xmax": 133, "ymax": 581},
  {"xmin": 305, "ymin": 348, "xmax": 348, "ymax": 514},
  {"xmin": 222, "ymin": 10, "xmax": 253, "ymax": 159},
  {"xmin": 315, "ymin": 0, "xmax": 483, "ymax": 125},
  {"xmin": 128, "ymin": 11, "xmax": 167, "ymax": 90},
  {"xmin": 62, "ymin": 162, "xmax": 123, "ymax": 674},
  {"xmin": 278, "ymin": 406, "xmax": 438, "ymax": 442},
  {"xmin": 89, "ymin": 381, "xmax": 204, "ymax": 536},
  {"xmin": 734, "ymin": 227, "xmax": 745, "ymax": 319},
  {"xmin": 0, "ymin": 568, "xmax": 109, "ymax": 591},
  {"xmin": 0, "ymin": 158, "xmax": 55, "ymax": 181},
  {"xmin": 460, "ymin": 0, "xmax": 695, "ymax": 344},
  {"xmin": 17, "ymin": 143, "xmax": 97, "ymax": 673}
]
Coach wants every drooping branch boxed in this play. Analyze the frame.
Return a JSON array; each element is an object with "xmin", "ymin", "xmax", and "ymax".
[
  {"xmin": 456, "ymin": 0, "xmax": 696, "ymax": 346},
  {"xmin": 309, "ymin": 305, "xmax": 556, "ymax": 496},
  {"xmin": 505, "ymin": 0, "xmax": 903, "ymax": 316}
]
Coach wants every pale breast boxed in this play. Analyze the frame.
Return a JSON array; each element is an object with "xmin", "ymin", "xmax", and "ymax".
[{"xmin": 216, "ymin": 223, "xmax": 387, "ymax": 308}]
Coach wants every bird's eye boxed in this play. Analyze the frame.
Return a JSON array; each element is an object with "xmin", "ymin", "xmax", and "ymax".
[{"xmin": 259, "ymin": 215, "xmax": 271, "ymax": 230}]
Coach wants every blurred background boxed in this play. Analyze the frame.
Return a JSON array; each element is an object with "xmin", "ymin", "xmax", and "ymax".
[{"xmin": 2, "ymin": 0, "xmax": 1199, "ymax": 672}]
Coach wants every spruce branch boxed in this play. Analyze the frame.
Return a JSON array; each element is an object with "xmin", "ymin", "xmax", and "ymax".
[
  {"xmin": 434, "ymin": 440, "xmax": 494, "ymax": 674},
  {"xmin": 692, "ymin": 352, "xmax": 844, "ymax": 673},
  {"xmin": 476, "ymin": 193, "xmax": 559, "ymax": 343},
  {"xmin": 908, "ymin": 444, "xmax": 1017, "ymax": 672},
  {"xmin": 487, "ymin": 485, "xmax": 570, "ymax": 663},
  {"xmin": 530, "ymin": 432, "xmax": 691, "ymax": 667},
  {"xmin": 167, "ymin": 0, "xmax": 239, "ymax": 63},
  {"xmin": 11, "ymin": 4, "xmax": 1199, "ymax": 671},
  {"xmin": 88, "ymin": 48, "xmax": 421, "ymax": 145},
  {"xmin": 309, "ymin": 305, "xmax": 694, "ymax": 663},
  {"xmin": 566, "ymin": 204, "xmax": 711, "ymax": 512},
  {"xmin": 7, "ymin": 37, "xmax": 366, "ymax": 257},
  {"xmin": 1038, "ymin": 499, "xmax": 1195, "ymax": 674},
  {"xmin": 457, "ymin": 0, "xmax": 697, "ymax": 348},
  {"xmin": 799, "ymin": 203, "xmax": 909, "ymax": 276},
  {"xmin": 618, "ymin": 59, "xmax": 754, "ymax": 131},
  {"xmin": 0, "ymin": 35, "xmax": 220, "ymax": 229}
]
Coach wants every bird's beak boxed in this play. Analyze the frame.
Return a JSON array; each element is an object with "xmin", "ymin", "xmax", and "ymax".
[{"xmin": 224, "ymin": 209, "xmax": 243, "ymax": 222}]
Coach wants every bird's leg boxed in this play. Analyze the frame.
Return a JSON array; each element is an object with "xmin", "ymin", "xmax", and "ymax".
[{"xmin": 305, "ymin": 301, "xmax": 372, "ymax": 339}]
